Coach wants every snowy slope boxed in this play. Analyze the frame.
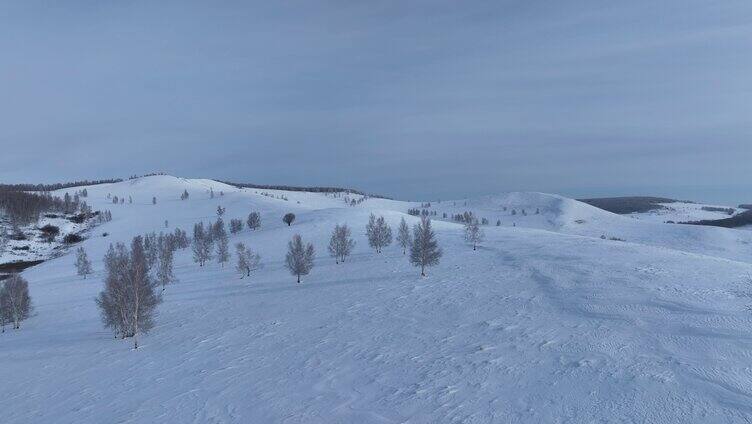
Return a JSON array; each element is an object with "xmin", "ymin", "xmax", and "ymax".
[
  {"xmin": 419, "ymin": 192, "xmax": 752, "ymax": 262},
  {"xmin": 628, "ymin": 201, "xmax": 743, "ymax": 224},
  {"xmin": 2, "ymin": 176, "xmax": 752, "ymax": 423}
]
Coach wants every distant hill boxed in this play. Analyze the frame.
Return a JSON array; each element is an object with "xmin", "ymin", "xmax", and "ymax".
[{"xmin": 578, "ymin": 196, "xmax": 679, "ymax": 214}]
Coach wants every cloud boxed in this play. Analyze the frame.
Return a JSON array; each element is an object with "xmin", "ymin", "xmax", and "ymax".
[{"xmin": 1, "ymin": 0, "xmax": 750, "ymax": 203}]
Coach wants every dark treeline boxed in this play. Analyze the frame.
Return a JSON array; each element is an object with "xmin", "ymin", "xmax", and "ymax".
[
  {"xmin": 579, "ymin": 197, "xmax": 681, "ymax": 214},
  {"xmin": 700, "ymin": 206, "xmax": 735, "ymax": 215},
  {"xmin": 220, "ymin": 180, "xmax": 388, "ymax": 199},
  {"xmin": 0, "ymin": 191, "xmax": 86, "ymax": 226},
  {"xmin": 0, "ymin": 178, "xmax": 121, "ymax": 193},
  {"xmin": 681, "ymin": 209, "xmax": 752, "ymax": 229},
  {"xmin": 128, "ymin": 172, "xmax": 166, "ymax": 180}
]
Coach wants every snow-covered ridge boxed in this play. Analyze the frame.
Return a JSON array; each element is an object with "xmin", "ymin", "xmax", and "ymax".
[{"xmin": 3, "ymin": 175, "xmax": 752, "ymax": 423}]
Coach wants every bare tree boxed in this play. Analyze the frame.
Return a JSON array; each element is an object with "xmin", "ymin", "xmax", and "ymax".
[
  {"xmin": 410, "ymin": 216, "xmax": 442, "ymax": 276},
  {"xmin": 366, "ymin": 214, "xmax": 392, "ymax": 253},
  {"xmin": 210, "ymin": 217, "xmax": 225, "ymax": 241},
  {"xmin": 216, "ymin": 225, "xmax": 230, "ymax": 267},
  {"xmin": 328, "ymin": 224, "xmax": 355, "ymax": 264},
  {"xmin": 192, "ymin": 222, "xmax": 212, "ymax": 266},
  {"xmin": 173, "ymin": 227, "xmax": 190, "ymax": 249},
  {"xmin": 229, "ymin": 218, "xmax": 244, "ymax": 234},
  {"xmin": 0, "ymin": 288, "xmax": 9, "ymax": 332},
  {"xmin": 283, "ymin": 213, "xmax": 296, "ymax": 227},
  {"xmin": 75, "ymin": 247, "xmax": 93, "ymax": 279},
  {"xmin": 96, "ymin": 238, "xmax": 162, "ymax": 349},
  {"xmin": 143, "ymin": 232, "xmax": 158, "ymax": 272},
  {"xmin": 156, "ymin": 233, "xmax": 175, "ymax": 291},
  {"xmin": 0, "ymin": 274, "xmax": 32, "ymax": 330},
  {"xmin": 396, "ymin": 217, "xmax": 412, "ymax": 255},
  {"xmin": 235, "ymin": 243, "xmax": 261, "ymax": 279},
  {"xmin": 0, "ymin": 227, "xmax": 7, "ymax": 258},
  {"xmin": 247, "ymin": 212, "xmax": 261, "ymax": 230},
  {"xmin": 285, "ymin": 234, "xmax": 315, "ymax": 283},
  {"xmin": 464, "ymin": 219, "xmax": 485, "ymax": 251}
]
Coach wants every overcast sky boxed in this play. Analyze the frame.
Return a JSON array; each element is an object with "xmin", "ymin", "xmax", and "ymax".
[{"xmin": 1, "ymin": 1, "xmax": 750, "ymax": 203}]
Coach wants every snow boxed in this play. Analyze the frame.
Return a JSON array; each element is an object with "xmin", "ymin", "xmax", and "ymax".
[{"xmin": 2, "ymin": 175, "xmax": 752, "ymax": 423}]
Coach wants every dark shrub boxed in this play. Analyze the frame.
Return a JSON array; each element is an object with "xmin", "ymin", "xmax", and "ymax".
[
  {"xmin": 10, "ymin": 232, "xmax": 27, "ymax": 241},
  {"xmin": 68, "ymin": 213, "xmax": 89, "ymax": 224},
  {"xmin": 63, "ymin": 233, "xmax": 84, "ymax": 244},
  {"xmin": 40, "ymin": 224, "xmax": 60, "ymax": 242}
]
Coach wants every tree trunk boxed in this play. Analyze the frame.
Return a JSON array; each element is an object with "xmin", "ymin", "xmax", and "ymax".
[{"xmin": 297, "ymin": 274, "xmax": 300, "ymax": 284}]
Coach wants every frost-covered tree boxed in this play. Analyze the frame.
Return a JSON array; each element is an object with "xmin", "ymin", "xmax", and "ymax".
[
  {"xmin": 0, "ymin": 273, "xmax": 32, "ymax": 330},
  {"xmin": 285, "ymin": 234, "xmax": 315, "ymax": 283},
  {"xmin": 216, "ymin": 224, "xmax": 230, "ymax": 267},
  {"xmin": 410, "ymin": 216, "xmax": 442, "ymax": 277},
  {"xmin": 247, "ymin": 212, "xmax": 261, "ymax": 230},
  {"xmin": 0, "ymin": 288, "xmax": 9, "ymax": 333},
  {"xmin": 208, "ymin": 217, "xmax": 221, "ymax": 238},
  {"xmin": 152, "ymin": 197, "xmax": 157, "ymax": 205},
  {"xmin": 366, "ymin": 214, "xmax": 392, "ymax": 253},
  {"xmin": 496, "ymin": 219, "xmax": 501, "ymax": 226},
  {"xmin": 0, "ymin": 227, "xmax": 7, "ymax": 257},
  {"xmin": 235, "ymin": 243, "xmax": 261, "ymax": 279},
  {"xmin": 216, "ymin": 205, "xmax": 225, "ymax": 217},
  {"xmin": 283, "ymin": 213, "xmax": 296, "ymax": 227},
  {"xmin": 173, "ymin": 227, "xmax": 190, "ymax": 249},
  {"xmin": 396, "ymin": 217, "xmax": 412, "ymax": 255},
  {"xmin": 328, "ymin": 224, "xmax": 355, "ymax": 264},
  {"xmin": 143, "ymin": 232, "xmax": 158, "ymax": 272},
  {"xmin": 464, "ymin": 219, "xmax": 485, "ymax": 251},
  {"xmin": 180, "ymin": 189, "xmax": 189, "ymax": 201},
  {"xmin": 192, "ymin": 222, "xmax": 212, "ymax": 266},
  {"xmin": 75, "ymin": 247, "xmax": 93, "ymax": 279},
  {"xmin": 96, "ymin": 238, "xmax": 161, "ymax": 349},
  {"xmin": 156, "ymin": 234, "xmax": 175, "ymax": 291},
  {"xmin": 229, "ymin": 218, "xmax": 244, "ymax": 234},
  {"xmin": 63, "ymin": 192, "xmax": 72, "ymax": 213}
]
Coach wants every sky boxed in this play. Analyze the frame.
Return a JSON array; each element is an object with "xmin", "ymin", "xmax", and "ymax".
[{"xmin": 1, "ymin": 1, "xmax": 750, "ymax": 204}]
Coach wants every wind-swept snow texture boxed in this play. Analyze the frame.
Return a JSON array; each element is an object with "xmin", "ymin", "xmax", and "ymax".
[{"xmin": 2, "ymin": 175, "xmax": 752, "ymax": 423}]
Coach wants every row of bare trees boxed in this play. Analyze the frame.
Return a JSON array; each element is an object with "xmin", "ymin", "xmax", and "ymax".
[{"xmin": 326, "ymin": 216, "xmax": 442, "ymax": 276}]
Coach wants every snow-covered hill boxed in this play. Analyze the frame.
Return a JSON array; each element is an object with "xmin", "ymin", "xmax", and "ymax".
[{"xmin": 2, "ymin": 175, "xmax": 752, "ymax": 423}]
